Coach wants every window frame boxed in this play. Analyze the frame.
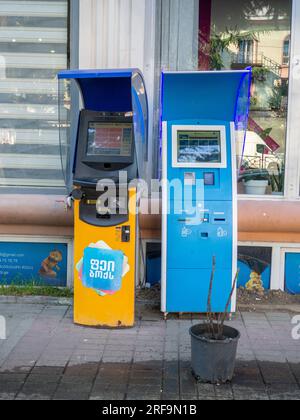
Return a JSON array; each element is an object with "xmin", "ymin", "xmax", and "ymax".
[{"xmin": 237, "ymin": 39, "xmax": 254, "ymax": 65}]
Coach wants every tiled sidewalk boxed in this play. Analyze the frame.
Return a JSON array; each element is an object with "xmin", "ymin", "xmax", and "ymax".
[{"xmin": 0, "ymin": 303, "xmax": 299, "ymax": 400}]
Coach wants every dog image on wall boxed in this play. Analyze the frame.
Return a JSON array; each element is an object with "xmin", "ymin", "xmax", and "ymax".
[{"xmin": 39, "ymin": 250, "xmax": 63, "ymax": 279}]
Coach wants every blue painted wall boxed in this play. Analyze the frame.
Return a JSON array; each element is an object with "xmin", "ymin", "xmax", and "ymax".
[
  {"xmin": 285, "ymin": 253, "xmax": 300, "ymax": 295},
  {"xmin": 0, "ymin": 243, "xmax": 68, "ymax": 287},
  {"xmin": 237, "ymin": 261, "xmax": 271, "ymax": 290}
]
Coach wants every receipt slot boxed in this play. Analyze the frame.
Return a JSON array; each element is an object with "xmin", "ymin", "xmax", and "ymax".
[
  {"xmin": 58, "ymin": 69, "xmax": 148, "ymax": 327},
  {"xmin": 161, "ymin": 70, "xmax": 251, "ymax": 314}
]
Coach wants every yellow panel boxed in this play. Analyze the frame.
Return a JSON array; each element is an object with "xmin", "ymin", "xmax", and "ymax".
[{"xmin": 74, "ymin": 188, "xmax": 137, "ymax": 328}]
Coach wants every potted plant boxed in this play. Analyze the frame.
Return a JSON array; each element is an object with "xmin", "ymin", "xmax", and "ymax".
[
  {"xmin": 270, "ymin": 162, "xmax": 285, "ymax": 195},
  {"xmin": 252, "ymin": 66, "xmax": 269, "ymax": 83},
  {"xmin": 239, "ymin": 162, "xmax": 269, "ymax": 195},
  {"xmin": 243, "ymin": 172, "xmax": 269, "ymax": 195},
  {"xmin": 190, "ymin": 257, "xmax": 240, "ymax": 384},
  {"xmin": 269, "ymin": 83, "xmax": 289, "ymax": 112}
]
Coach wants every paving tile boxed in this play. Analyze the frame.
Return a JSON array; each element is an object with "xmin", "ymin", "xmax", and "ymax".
[
  {"xmin": 90, "ymin": 392, "xmax": 126, "ymax": 400},
  {"xmin": 161, "ymin": 393, "xmax": 180, "ymax": 400},
  {"xmin": 164, "ymin": 361, "xmax": 179, "ymax": 379},
  {"xmin": 214, "ymin": 384, "xmax": 234, "ymax": 400},
  {"xmin": 54, "ymin": 383, "xmax": 93, "ymax": 399},
  {"xmin": 129, "ymin": 376, "xmax": 162, "ymax": 386},
  {"xmin": 197, "ymin": 383, "xmax": 216, "ymax": 400},
  {"xmin": 0, "ymin": 392, "xmax": 16, "ymax": 400},
  {"xmin": 54, "ymin": 391, "xmax": 90, "ymax": 401},
  {"xmin": 17, "ymin": 382, "xmax": 57, "ymax": 399},
  {"xmin": 163, "ymin": 378, "xmax": 179, "ymax": 394},
  {"xmin": 232, "ymin": 385, "xmax": 269, "ymax": 400},
  {"xmin": 126, "ymin": 393, "xmax": 162, "ymax": 401},
  {"xmin": 30, "ymin": 366, "xmax": 64, "ymax": 376},
  {"xmin": 267, "ymin": 384, "xmax": 300, "ymax": 400},
  {"xmin": 64, "ymin": 362, "xmax": 99, "ymax": 377},
  {"xmin": 0, "ymin": 381, "xmax": 24, "ymax": 395},
  {"xmin": 92, "ymin": 382, "xmax": 127, "ymax": 394},
  {"xmin": 259, "ymin": 361, "xmax": 297, "ymax": 385},
  {"xmin": 0, "ymin": 373, "xmax": 27, "ymax": 383}
]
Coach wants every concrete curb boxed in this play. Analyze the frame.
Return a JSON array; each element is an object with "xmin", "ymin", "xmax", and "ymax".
[
  {"xmin": 0, "ymin": 296, "xmax": 73, "ymax": 306},
  {"xmin": 0, "ymin": 296, "xmax": 299, "ymax": 314}
]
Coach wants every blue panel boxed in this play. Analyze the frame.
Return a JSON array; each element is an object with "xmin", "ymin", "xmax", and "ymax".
[
  {"xmin": 285, "ymin": 253, "xmax": 300, "ymax": 295},
  {"xmin": 161, "ymin": 71, "xmax": 252, "ymax": 314},
  {"xmin": 57, "ymin": 68, "xmax": 145, "ymax": 113},
  {"xmin": 166, "ymin": 268, "xmax": 233, "ymax": 313},
  {"xmin": 237, "ymin": 261, "xmax": 271, "ymax": 290},
  {"xmin": 77, "ymin": 77, "xmax": 132, "ymax": 112},
  {"xmin": 58, "ymin": 69, "xmax": 135, "ymax": 79},
  {"xmin": 146, "ymin": 255, "xmax": 162, "ymax": 286},
  {"xmin": 0, "ymin": 242, "xmax": 68, "ymax": 287},
  {"xmin": 162, "ymin": 71, "xmax": 251, "ymax": 123},
  {"xmin": 167, "ymin": 201, "xmax": 233, "ymax": 270}
]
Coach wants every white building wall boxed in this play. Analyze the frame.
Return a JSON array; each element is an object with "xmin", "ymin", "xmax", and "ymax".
[
  {"xmin": 78, "ymin": 0, "xmax": 157, "ymax": 180},
  {"xmin": 160, "ymin": 0, "xmax": 199, "ymax": 71}
]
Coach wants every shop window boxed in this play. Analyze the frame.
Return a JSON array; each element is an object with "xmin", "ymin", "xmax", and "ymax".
[
  {"xmin": 158, "ymin": 0, "xmax": 292, "ymax": 195},
  {"xmin": 238, "ymin": 246, "xmax": 272, "ymax": 291},
  {"xmin": 0, "ymin": 0, "xmax": 69, "ymax": 188}
]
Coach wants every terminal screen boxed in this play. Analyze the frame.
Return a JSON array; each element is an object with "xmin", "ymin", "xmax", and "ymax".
[
  {"xmin": 177, "ymin": 130, "xmax": 222, "ymax": 164},
  {"xmin": 87, "ymin": 123, "xmax": 133, "ymax": 157}
]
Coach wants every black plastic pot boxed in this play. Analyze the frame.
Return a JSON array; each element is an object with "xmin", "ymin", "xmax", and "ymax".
[{"xmin": 190, "ymin": 324, "xmax": 240, "ymax": 384}]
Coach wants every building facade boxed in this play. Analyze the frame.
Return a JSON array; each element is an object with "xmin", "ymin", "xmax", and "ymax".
[{"xmin": 0, "ymin": 0, "xmax": 300, "ymax": 292}]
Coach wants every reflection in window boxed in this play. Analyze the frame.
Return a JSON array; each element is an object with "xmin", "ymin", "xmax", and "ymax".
[
  {"xmin": 158, "ymin": 1, "xmax": 292, "ymax": 195},
  {"xmin": 206, "ymin": 0, "xmax": 292, "ymax": 196}
]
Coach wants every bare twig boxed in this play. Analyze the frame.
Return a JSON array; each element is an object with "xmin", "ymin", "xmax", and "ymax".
[
  {"xmin": 217, "ymin": 312, "xmax": 222, "ymax": 339},
  {"xmin": 218, "ymin": 269, "xmax": 240, "ymax": 339},
  {"xmin": 205, "ymin": 258, "xmax": 239, "ymax": 340},
  {"xmin": 206, "ymin": 256, "xmax": 216, "ymax": 338}
]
